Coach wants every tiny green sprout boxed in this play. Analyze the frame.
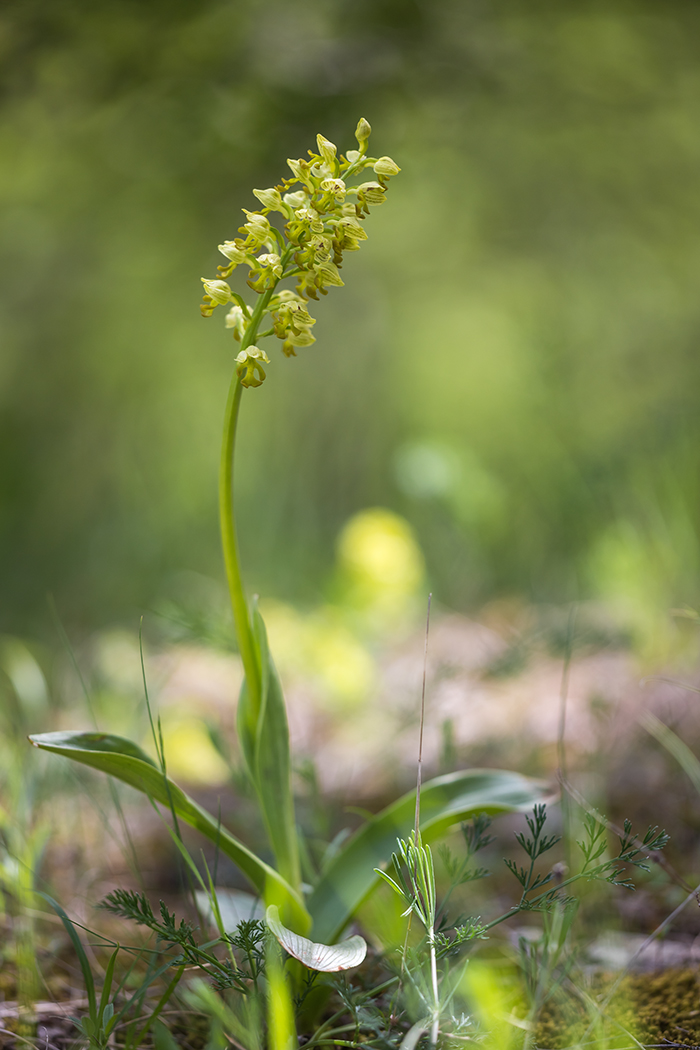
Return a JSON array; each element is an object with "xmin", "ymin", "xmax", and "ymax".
[
  {"xmin": 376, "ymin": 831, "xmax": 441, "ymax": 1046},
  {"xmin": 376, "ymin": 830, "xmax": 437, "ymax": 931},
  {"xmin": 199, "ymin": 118, "xmax": 399, "ymax": 384}
]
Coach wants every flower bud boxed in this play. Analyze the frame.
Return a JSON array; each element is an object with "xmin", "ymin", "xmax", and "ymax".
[
  {"xmin": 218, "ymin": 241, "xmax": 248, "ymax": 264},
  {"xmin": 355, "ymin": 117, "xmax": 371, "ymax": 147},
  {"xmin": 201, "ymin": 278, "xmax": 233, "ymax": 305},
  {"xmin": 252, "ymin": 187, "xmax": 284, "ymax": 211},
  {"xmin": 316, "ymin": 134, "xmax": 337, "ymax": 167},
  {"xmin": 373, "ymin": 156, "xmax": 401, "ymax": 178},
  {"xmin": 287, "ymin": 157, "xmax": 310, "ymax": 181},
  {"xmin": 345, "ymin": 149, "xmax": 361, "ymax": 163}
]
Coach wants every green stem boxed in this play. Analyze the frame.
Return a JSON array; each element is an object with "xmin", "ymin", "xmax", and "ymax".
[
  {"xmin": 219, "ymin": 281, "xmax": 278, "ymax": 702},
  {"xmin": 219, "ymin": 373, "xmax": 261, "ymax": 701},
  {"xmin": 428, "ymin": 926, "xmax": 439, "ymax": 1047}
]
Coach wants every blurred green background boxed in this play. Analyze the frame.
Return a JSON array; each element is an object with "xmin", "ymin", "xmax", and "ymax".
[{"xmin": 3, "ymin": 0, "xmax": 700, "ymax": 640}]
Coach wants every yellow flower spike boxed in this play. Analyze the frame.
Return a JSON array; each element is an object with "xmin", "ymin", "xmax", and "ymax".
[{"xmin": 202, "ymin": 120, "xmax": 397, "ymax": 379}]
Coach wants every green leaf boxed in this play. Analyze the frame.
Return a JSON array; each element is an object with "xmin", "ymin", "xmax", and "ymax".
[
  {"xmin": 266, "ymin": 905, "xmax": 366, "ymax": 972},
  {"xmin": 237, "ymin": 606, "xmax": 300, "ymax": 891},
  {"xmin": 29, "ymin": 731, "xmax": 310, "ymax": 933},
  {"xmin": 308, "ymin": 768, "xmax": 550, "ymax": 943}
]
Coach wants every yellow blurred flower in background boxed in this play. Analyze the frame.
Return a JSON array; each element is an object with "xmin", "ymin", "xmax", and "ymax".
[
  {"xmin": 155, "ymin": 711, "xmax": 230, "ymax": 787},
  {"xmin": 335, "ymin": 508, "xmax": 426, "ymax": 630},
  {"xmin": 261, "ymin": 601, "xmax": 374, "ymax": 710}
]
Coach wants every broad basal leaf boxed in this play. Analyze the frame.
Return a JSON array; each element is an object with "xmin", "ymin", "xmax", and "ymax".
[
  {"xmin": 308, "ymin": 768, "xmax": 550, "ymax": 943},
  {"xmin": 29, "ymin": 731, "xmax": 310, "ymax": 933},
  {"xmin": 266, "ymin": 905, "xmax": 367, "ymax": 972},
  {"xmin": 237, "ymin": 605, "xmax": 300, "ymax": 891},
  {"xmin": 250, "ymin": 606, "xmax": 300, "ymax": 891}
]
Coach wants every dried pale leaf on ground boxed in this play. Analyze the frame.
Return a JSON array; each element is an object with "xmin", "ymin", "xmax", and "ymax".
[{"xmin": 266, "ymin": 905, "xmax": 367, "ymax": 971}]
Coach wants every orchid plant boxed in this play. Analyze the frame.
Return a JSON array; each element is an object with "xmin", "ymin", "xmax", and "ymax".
[{"xmin": 30, "ymin": 122, "xmax": 547, "ymax": 1045}]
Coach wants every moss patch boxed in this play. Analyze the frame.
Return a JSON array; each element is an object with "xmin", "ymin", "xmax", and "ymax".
[{"xmin": 535, "ymin": 968, "xmax": 700, "ymax": 1048}]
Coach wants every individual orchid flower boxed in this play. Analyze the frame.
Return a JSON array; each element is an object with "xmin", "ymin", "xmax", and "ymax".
[
  {"xmin": 373, "ymin": 156, "xmax": 401, "ymax": 178},
  {"xmin": 221, "ymin": 241, "xmax": 251, "ymax": 266},
  {"xmin": 355, "ymin": 181, "xmax": 387, "ymax": 207},
  {"xmin": 316, "ymin": 134, "xmax": 338, "ymax": 167},
  {"xmin": 320, "ymin": 177, "xmax": 347, "ymax": 200},
  {"xmin": 224, "ymin": 304, "xmax": 248, "ymax": 340},
  {"xmin": 236, "ymin": 346, "xmax": 270, "ymax": 388},
  {"xmin": 252, "ymin": 187, "xmax": 287, "ymax": 214}
]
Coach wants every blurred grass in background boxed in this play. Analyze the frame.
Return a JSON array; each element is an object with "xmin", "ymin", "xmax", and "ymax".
[{"xmin": 2, "ymin": 0, "xmax": 700, "ymax": 649}]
